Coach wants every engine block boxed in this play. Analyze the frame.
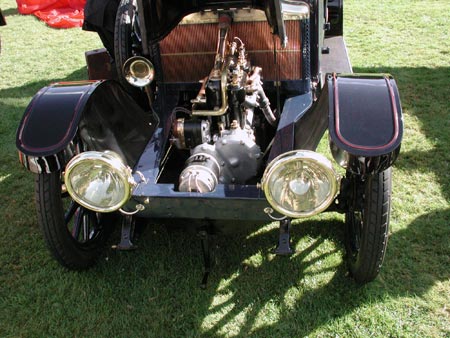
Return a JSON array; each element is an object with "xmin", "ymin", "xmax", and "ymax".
[{"xmin": 171, "ymin": 14, "xmax": 276, "ymax": 193}]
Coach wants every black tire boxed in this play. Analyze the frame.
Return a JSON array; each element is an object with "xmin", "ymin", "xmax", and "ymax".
[
  {"xmin": 114, "ymin": 0, "xmax": 139, "ymax": 90},
  {"xmin": 114, "ymin": 0, "xmax": 160, "ymax": 108},
  {"xmin": 345, "ymin": 168, "xmax": 392, "ymax": 284},
  {"xmin": 35, "ymin": 172, "xmax": 115, "ymax": 270}
]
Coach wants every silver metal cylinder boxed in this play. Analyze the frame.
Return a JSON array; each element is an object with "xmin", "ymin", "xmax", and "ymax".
[{"xmin": 178, "ymin": 152, "xmax": 220, "ymax": 193}]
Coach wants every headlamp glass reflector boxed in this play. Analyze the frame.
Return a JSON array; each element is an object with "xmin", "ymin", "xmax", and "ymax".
[
  {"xmin": 64, "ymin": 151, "xmax": 134, "ymax": 212},
  {"xmin": 262, "ymin": 150, "xmax": 337, "ymax": 218}
]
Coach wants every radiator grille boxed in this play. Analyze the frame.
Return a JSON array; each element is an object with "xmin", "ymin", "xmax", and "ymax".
[{"xmin": 159, "ymin": 20, "xmax": 302, "ymax": 82}]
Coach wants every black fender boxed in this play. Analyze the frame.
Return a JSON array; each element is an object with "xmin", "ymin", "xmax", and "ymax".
[
  {"xmin": 16, "ymin": 80, "xmax": 156, "ymax": 173},
  {"xmin": 328, "ymin": 73, "xmax": 403, "ymax": 175}
]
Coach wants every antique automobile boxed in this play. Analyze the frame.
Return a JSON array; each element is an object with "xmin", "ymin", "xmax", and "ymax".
[{"xmin": 16, "ymin": 0, "xmax": 403, "ymax": 285}]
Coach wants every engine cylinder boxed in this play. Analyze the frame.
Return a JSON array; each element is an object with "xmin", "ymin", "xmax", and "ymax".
[
  {"xmin": 172, "ymin": 118, "xmax": 211, "ymax": 149},
  {"xmin": 178, "ymin": 151, "xmax": 220, "ymax": 193}
]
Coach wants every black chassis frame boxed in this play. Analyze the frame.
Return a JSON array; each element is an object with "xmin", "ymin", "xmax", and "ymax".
[{"xmin": 16, "ymin": 0, "xmax": 403, "ymax": 223}]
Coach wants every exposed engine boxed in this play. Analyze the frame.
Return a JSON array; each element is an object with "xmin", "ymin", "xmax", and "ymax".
[{"xmin": 170, "ymin": 14, "xmax": 277, "ymax": 193}]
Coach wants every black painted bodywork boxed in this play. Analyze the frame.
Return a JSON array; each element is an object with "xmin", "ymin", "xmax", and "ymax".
[
  {"xmin": 16, "ymin": 81, "xmax": 155, "ymax": 173},
  {"xmin": 17, "ymin": 82, "xmax": 99, "ymax": 158},
  {"xmin": 328, "ymin": 74, "xmax": 403, "ymax": 175}
]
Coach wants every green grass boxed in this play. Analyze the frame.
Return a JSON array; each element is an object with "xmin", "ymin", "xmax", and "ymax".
[{"xmin": 0, "ymin": 0, "xmax": 449, "ymax": 337}]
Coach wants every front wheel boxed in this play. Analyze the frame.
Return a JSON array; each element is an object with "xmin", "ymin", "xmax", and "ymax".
[
  {"xmin": 345, "ymin": 168, "xmax": 392, "ymax": 283},
  {"xmin": 35, "ymin": 172, "xmax": 116, "ymax": 270}
]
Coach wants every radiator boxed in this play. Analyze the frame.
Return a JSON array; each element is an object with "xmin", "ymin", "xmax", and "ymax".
[{"xmin": 159, "ymin": 20, "xmax": 302, "ymax": 82}]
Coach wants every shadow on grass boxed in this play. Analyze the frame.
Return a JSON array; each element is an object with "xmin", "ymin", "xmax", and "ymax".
[
  {"xmin": 196, "ymin": 209, "xmax": 449, "ymax": 337},
  {"xmin": 1, "ymin": 7, "xmax": 19, "ymax": 17},
  {"xmin": 70, "ymin": 207, "xmax": 448, "ymax": 337},
  {"xmin": 0, "ymin": 67, "xmax": 88, "ymax": 101},
  {"xmin": 1, "ymin": 66, "xmax": 448, "ymax": 336}
]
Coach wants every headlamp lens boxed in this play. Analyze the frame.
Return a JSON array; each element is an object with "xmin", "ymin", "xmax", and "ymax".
[
  {"xmin": 262, "ymin": 151, "xmax": 337, "ymax": 218},
  {"xmin": 64, "ymin": 151, "xmax": 133, "ymax": 212}
]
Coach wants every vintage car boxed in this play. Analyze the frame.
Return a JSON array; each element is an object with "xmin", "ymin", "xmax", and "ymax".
[{"xmin": 16, "ymin": 0, "xmax": 403, "ymax": 285}]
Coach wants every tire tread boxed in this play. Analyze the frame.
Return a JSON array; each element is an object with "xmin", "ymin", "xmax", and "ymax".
[{"xmin": 346, "ymin": 168, "xmax": 392, "ymax": 283}]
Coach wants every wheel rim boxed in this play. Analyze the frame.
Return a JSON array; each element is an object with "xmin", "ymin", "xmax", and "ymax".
[{"xmin": 63, "ymin": 199, "xmax": 104, "ymax": 245}]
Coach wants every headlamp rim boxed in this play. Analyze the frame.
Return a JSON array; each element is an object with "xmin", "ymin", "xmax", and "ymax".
[
  {"xmin": 262, "ymin": 150, "xmax": 338, "ymax": 218},
  {"xmin": 64, "ymin": 151, "xmax": 133, "ymax": 213}
]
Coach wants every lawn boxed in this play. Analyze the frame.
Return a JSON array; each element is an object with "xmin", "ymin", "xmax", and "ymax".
[{"xmin": 0, "ymin": 0, "xmax": 449, "ymax": 337}]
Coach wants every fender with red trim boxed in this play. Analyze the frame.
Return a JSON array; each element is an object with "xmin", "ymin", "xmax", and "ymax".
[
  {"xmin": 16, "ymin": 80, "xmax": 155, "ymax": 174},
  {"xmin": 328, "ymin": 73, "xmax": 403, "ymax": 175}
]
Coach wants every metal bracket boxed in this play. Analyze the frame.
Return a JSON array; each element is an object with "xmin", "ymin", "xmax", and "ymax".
[
  {"xmin": 198, "ymin": 226, "xmax": 215, "ymax": 289},
  {"xmin": 274, "ymin": 218, "xmax": 294, "ymax": 255},
  {"xmin": 113, "ymin": 215, "xmax": 137, "ymax": 250},
  {"xmin": 264, "ymin": 207, "xmax": 287, "ymax": 221},
  {"xmin": 119, "ymin": 204, "xmax": 145, "ymax": 216}
]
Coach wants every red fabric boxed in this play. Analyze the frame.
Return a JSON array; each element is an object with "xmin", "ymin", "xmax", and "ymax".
[{"xmin": 16, "ymin": 0, "xmax": 86, "ymax": 28}]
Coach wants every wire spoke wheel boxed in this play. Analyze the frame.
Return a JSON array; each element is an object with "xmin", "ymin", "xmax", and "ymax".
[
  {"xmin": 345, "ymin": 168, "xmax": 392, "ymax": 284},
  {"xmin": 35, "ymin": 171, "xmax": 116, "ymax": 270},
  {"xmin": 64, "ymin": 200, "xmax": 103, "ymax": 244}
]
